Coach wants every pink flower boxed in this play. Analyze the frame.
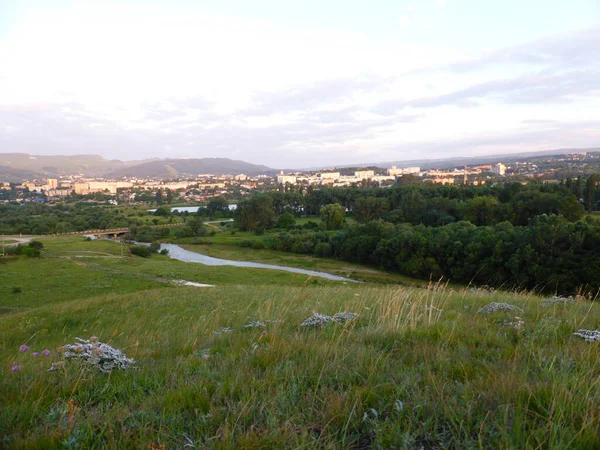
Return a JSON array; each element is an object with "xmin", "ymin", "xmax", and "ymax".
[
  {"xmin": 11, "ymin": 365, "xmax": 21, "ymax": 372},
  {"xmin": 33, "ymin": 352, "xmax": 40, "ymax": 358},
  {"xmin": 42, "ymin": 349, "xmax": 51, "ymax": 356},
  {"xmin": 19, "ymin": 345, "xmax": 29, "ymax": 352}
]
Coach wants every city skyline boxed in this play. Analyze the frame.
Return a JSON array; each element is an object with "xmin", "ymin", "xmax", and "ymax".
[{"xmin": 0, "ymin": 0, "xmax": 599, "ymax": 168}]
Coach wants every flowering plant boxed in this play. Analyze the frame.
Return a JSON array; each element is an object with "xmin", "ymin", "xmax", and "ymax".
[{"xmin": 50, "ymin": 337, "xmax": 135, "ymax": 373}]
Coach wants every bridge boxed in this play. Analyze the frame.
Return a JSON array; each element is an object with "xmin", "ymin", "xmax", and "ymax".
[{"xmin": 53, "ymin": 223, "xmax": 183, "ymax": 239}]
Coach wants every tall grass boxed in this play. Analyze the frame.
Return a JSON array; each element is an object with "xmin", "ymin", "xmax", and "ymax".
[{"xmin": 1, "ymin": 284, "xmax": 599, "ymax": 449}]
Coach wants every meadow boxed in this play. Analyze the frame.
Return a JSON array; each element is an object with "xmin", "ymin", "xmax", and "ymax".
[{"xmin": 1, "ymin": 237, "xmax": 599, "ymax": 449}]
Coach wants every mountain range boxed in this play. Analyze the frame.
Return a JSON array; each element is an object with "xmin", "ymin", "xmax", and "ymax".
[
  {"xmin": 0, "ymin": 154, "xmax": 276, "ymax": 181},
  {"xmin": 0, "ymin": 147, "xmax": 598, "ymax": 182}
]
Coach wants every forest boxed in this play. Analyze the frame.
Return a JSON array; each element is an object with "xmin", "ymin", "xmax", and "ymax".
[{"xmin": 233, "ymin": 180, "xmax": 600, "ymax": 294}]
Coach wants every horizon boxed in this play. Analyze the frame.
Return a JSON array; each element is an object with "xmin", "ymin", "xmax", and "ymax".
[{"xmin": 0, "ymin": 0, "xmax": 599, "ymax": 168}]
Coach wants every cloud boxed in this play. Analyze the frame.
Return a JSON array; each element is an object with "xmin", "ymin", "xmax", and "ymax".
[
  {"xmin": 0, "ymin": 8, "xmax": 598, "ymax": 168},
  {"xmin": 397, "ymin": 15, "xmax": 411, "ymax": 29},
  {"xmin": 436, "ymin": 0, "xmax": 448, "ymax": 7}
]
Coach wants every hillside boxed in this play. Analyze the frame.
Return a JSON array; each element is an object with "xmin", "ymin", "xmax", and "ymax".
[
  {"xmin": 0, "ymin": 154, "xmax": 276, "ymax": 181},
  {"xmin": 103, "ymin": 157, "xmax": 276, "ymax": 178},
  {"xmin": 0, "ymin": 153, "xmax": 158, "ymax": 182},
  {"xmin": 1, "ymin": 236, "xmax": 599, "ymax": 448}
]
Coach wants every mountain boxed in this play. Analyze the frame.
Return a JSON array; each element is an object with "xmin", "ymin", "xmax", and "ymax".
[
  {"xmin": 298, "ymin": 147, "xmax": 600, "ymax": 171},
  {"xmin": 103, "ymin": 158, "xmax": 277, "ymax": 178},
  {"xmin": 0, "ymin": 153, "xmax": 155, "ymax": 181}
]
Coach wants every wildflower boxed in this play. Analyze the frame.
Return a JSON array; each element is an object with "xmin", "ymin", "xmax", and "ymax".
[
  {"xmin": 51, "ymin": 337, "xmax": 136, "ymax": 373},
  {"xmin": 33, "ymin": 352, "xmax": 40, "ymax": 358},
  {"xmin": 300, "ymin": 311, "xmax": 359, "ymax": 327},
  {"xmin": 11, "ymin": 365, "xmax": 21, "ymax": 372},
  {"xmin": 243, "ymin": 321, "xmax": 266, "ymax": 329},
  {"xmin": 48, "ymin": 361, "xmax": 65, "ymax": 372},
  {"xmin": 333, "ymin": 312, "xmax": 359, "ymax": 323},
  {"xmin": 573, "ymin": 329, "xmax": 600, "ymax": 342},
  {"xmin": 213, "ymin": 327, "xmax": 233, "ymax": 335},
  {"xmin": 42, "ymin": 349, "xmax": 51, "ymax": 356},
  {"xmin": 541, "ymin": 296, "xmax": 574, "ymax": 306},
  {"xmin": 90, "ymin": 336, "xmax": 99, "ymax": 343},
  {"xmin": 300, "ymin": 312, "xmax": 334, "ymax": 327},
  {"xmin": 478, "ymin": 302, "xmax": 523, "ymax": 314},
  {"xmin": 19, "ymin": 345, "xmax": 30, "ymax": 352},
  {"xmin": 504, "ymin": 317, "xmax": 525, "ymax": 331}
]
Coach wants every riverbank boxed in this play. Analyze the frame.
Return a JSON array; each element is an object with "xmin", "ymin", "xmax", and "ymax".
[{"xmin": 179, "ymin": 242, "xmax": 422, "ymax": 285}]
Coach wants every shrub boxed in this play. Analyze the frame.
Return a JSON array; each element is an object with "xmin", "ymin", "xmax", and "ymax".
[
  {"xmin": 159, "ymin": 249, "xmax": 169, "ymax": 255},
  {"xmin": 314, "ymin": 242, "xmax": 333, "ymax": 257},
  {"xmin": 251, "ymin": 241, "xmax": 265, "ymax": 250},
  {"xmin": 148, "ymin": 243, "xmax": 161, "ymax": 253},
  {"xmin": 12, "ymin": 287, "xmax": 22, "ymax": 294},
  {"xmin": 238, "ymin": 240, "xmax": 254, "ymax": 248},
  {"xmin": 255, "ymin": 227, "xmax": 265, "ymax": 236},
  {"xmin": 130, "ymin": 245, "xmax": 151, "ymax": 258}
]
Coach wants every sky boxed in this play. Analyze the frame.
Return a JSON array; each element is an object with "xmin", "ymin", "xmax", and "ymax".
[{"xmin": 0, "ymin": 0, "xmax": 598, "ymax": 168}]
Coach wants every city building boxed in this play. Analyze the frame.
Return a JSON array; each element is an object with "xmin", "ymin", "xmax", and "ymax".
[
  {"xmin": 388, "ymin": 166, "xmax": 421, "ymax": 176},
  {"xmin": 491, "ymin": 163, "xmax": 506, "ymax": 176}
]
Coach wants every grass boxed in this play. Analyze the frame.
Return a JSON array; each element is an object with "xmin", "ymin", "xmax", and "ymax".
[
  {"xmin": 181, "ymin": 242, "xmax": 420, "ymax": 285},
  {"xmin": 1, "ymin": 237, "xmax": 599, "ymax": 448}
]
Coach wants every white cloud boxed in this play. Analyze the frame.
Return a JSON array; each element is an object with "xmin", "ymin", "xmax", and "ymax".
[
  {"xmin": 436, "ymin": 0, "xmax": 448, "ymax": 7},
  {"xmin": 397, "ymin": 15, "xmax": 412, "ymax": 29}
]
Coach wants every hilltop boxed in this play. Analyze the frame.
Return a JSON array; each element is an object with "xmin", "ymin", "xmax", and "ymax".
[{"xmin": 1, "ymin": 236, "xmax": 599, "ymax": 448}]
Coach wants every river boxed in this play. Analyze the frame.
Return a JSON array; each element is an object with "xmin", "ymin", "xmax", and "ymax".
[
  {"xmin": 160, "ymin": 243, "xmax": 357, "ymax": 283},
  {"xmin": 149, "ymin": 205, "xmax": 237, "ymax": 213}
]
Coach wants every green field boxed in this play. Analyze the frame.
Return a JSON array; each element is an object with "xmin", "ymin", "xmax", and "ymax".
[{"xmin": 1, "ymin": 237, "xmax": 599, "ymax": 448}]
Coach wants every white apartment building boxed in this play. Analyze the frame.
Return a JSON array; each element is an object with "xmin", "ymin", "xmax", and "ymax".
[
  {"xmin": 354, "ymin": 170, "xmax": 375, "ymax": 179},
  {"xmin": 388, "ymin": 166, "xmax": 421, "ymax": 176},
  {"xmin": 491, "ymin": 163, "xmax": 506, "ymax": 176}
]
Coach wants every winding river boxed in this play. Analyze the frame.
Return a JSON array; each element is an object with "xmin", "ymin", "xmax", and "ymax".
[{"xmin": 160, "ymin": 243, "xmax": 358, "ymax": 283}]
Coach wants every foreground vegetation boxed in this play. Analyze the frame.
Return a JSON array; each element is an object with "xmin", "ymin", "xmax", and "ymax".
[{"xmin": 1, "ymin": 238, "xmax": 599, "ymax": 448}]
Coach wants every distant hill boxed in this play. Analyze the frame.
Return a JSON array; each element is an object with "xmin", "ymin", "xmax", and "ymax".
[
  {"xmin": 298, "ymin": 147, "xmax": 600, "ymax": 171},
  {"xmin": 103, "ymin": 158, "xmax": 276, "ymax": 178},
  {"xmin": 0, "ymin": 153, "xmax": 155, "ymax": 181}
]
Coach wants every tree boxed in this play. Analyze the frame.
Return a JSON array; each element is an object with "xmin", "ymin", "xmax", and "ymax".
[
  {"xmin": 235, "ymin": 194, "xmax": 276, "ymax": 231},
  {"xmin": 166, "ymin": 189, "xmax": 173, "ymax": 204},
  {"xmin": 207, "ymin": 196, "xmax": 230, "ymax": 215},
  {"xmin": 320, "ymin": 203, "xmax": 346, "ymax": 230},
  {"xmin": 155, "ymin": 189, "xmax": 164, "ymax": 205},
  {"xmin": 154, "ymin": 206, "xmax": 171, "ymax": 217},
  {"xmin": 276, "ymin": 212, "xmax": 296, "ymax": 228},
  {"xmin": 353, "ymin": 196, "xmax": 389, "ymax": 223}
]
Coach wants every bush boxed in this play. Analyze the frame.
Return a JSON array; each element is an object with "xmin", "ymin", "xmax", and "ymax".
[
  {"xmin": 314, "ymin": 242, "xmax": 333, "ymax": 257},
  {"xmin": 255, "ymin": 228, "xmax": 265, "ymax": 236},
  {"xmin": 130, "ymin": 245, "xmax": 151, "ymax": 258},
  {"xmin": 251, "ymin": 241, "xmax": 265, "ymax": 250},
  {"xmin": 159, "ymin": 249, "xmax": 169, "ymax": 255},
  {"xmin": 238, "ymin": 240, "xmax": 254, "ymax": 248},
  {"xmin": 148, "ymin": 243, "xmax": 161, "ymax": 253},
  {"xmin": 277, "ymin": 212, "xmax": 296, "ymax": 228},
  {"xmin": 303, "ymin": 221, "xmax": 319, "ymax": 230},
  {"xmin": 12, "ymin": 286, "xmax": 22, "ymax": 294}
]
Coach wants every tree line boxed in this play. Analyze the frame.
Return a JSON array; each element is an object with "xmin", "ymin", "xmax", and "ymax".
[{"xmin": 233, "ymin": 180, "xmax": 600, "ymax": 295}]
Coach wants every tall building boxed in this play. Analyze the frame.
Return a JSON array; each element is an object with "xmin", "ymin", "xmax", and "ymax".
[{"xmin": 491, "ymin": 163, "xmax": 506, "ymax": 176}]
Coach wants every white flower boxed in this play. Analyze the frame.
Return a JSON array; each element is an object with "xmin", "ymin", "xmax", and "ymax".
[
  {"xmin": 213, "ymin": 327, "xmax": 233, "ymax": 335},
  {"xmin": 573, "ymin": 329, "xmax": 600, "ymax": 342},
  {"xmin": 300, "ymin": 311, "xmax": 359, "ymax": 327},
  {"xmin": 541, "ymin": 296, "xmax": 574, "ymax": 306},
  {"xmin": 51, "ymin": 337, "xmax": 135, "ymax": 373},
  {"xmin": 243, "ymin": 321, "xmax": 266, "ymax": 329},
  {"xmin": 478, "ymin": 302, "xmax": 523, "ymax": 314}
]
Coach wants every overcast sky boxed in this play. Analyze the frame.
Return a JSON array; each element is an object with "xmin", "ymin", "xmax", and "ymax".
[{"xmin": 0, "ymin": 0, "xmax": 598, "ymax": 168}]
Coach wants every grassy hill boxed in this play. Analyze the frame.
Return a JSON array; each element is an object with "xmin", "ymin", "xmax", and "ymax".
[
  {"xmin": 1, "ymin": 238, "xmax": 599, "ymax": 449},
  {"xmin": 103, "ymin": 158, "xmax": 277, "ymax": 178}
]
